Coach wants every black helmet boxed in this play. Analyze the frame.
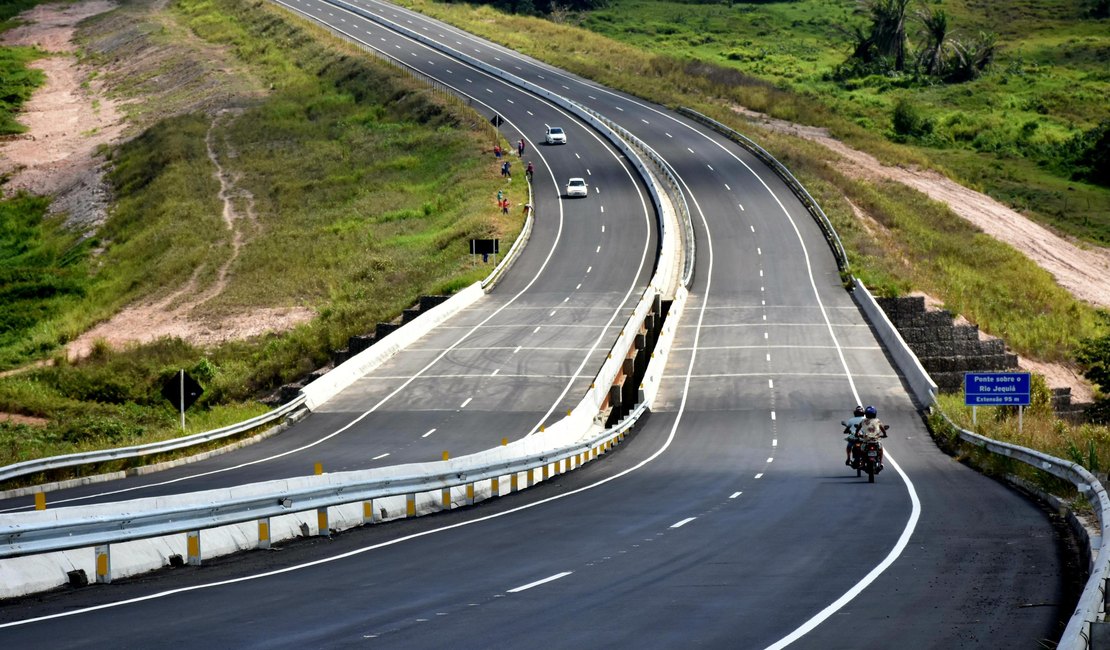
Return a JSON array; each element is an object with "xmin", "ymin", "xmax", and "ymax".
[
  {"xmin": 853, "ymin": 405, "xmax": 865, "ymax": 417},
  {"xmin": 865, "ymin": 405, "xmax": 877, "ymax": 418}
]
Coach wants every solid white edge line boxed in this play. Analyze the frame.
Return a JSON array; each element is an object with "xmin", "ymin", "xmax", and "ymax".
[{"xmin": 507, "ymin": 571, "xmax": 573, "ymax": 593}]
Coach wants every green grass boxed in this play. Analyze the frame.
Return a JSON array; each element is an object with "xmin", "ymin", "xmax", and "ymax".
[
  {"xmin": 0, "ymin": 46, "xmax": 45, "ymax": 135},
  {"xmin": 0, "ymin": 0, "xmax": 526, "ymax": 467}
]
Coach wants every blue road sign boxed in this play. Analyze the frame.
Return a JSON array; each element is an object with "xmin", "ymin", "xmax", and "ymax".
[{"xmin": 964, "ymin": 372, "xmax": 1031, "ymax": 406}]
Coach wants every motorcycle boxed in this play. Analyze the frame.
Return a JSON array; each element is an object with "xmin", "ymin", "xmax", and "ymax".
[
  {"xmin": 850, "ymin": 439, "xmax": 884, "ymax": 483},
  {"xmin": 844, "ymin": 421, "xmax": 889, "ymax": 483}
]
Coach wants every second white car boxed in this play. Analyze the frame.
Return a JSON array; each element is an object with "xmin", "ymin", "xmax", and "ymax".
[{"xmin": 565, "ymin": 178, "xmax": 588, "ymax": 198}]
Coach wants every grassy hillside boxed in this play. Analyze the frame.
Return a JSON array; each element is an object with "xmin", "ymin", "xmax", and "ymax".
[{"xmin": 0, "ymin": 0, "xmax": 525, "ymax": 467}]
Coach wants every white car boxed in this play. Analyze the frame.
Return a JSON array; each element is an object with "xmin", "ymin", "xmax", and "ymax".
[
  {"xmin": 565, "ymin": 177, "xmax": 588, "ymax": 198},
  {"xmin": 545, "ymin": 127, "xmax": 567, "ymax": 145}
]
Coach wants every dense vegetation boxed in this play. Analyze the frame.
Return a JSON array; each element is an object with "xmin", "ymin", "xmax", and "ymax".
[{"xmin": 0, "ymin": 0, "xmax": 525, "ymax": 466}]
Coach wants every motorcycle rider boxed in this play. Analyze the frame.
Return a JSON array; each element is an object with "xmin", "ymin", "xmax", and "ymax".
[
  {"xmin": 842, "ymin": 405, "xmax": 865, "ymax": 465},
  {"xmin": 854, "ymin": 405, "xmax": 889, "ymax": 468}
]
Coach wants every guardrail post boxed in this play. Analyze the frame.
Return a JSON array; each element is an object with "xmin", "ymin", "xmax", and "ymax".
[
  {"xmin": 543, "ymin": 463, "xmax": 550, "ymax": 480},
  {"xmin": 466, "ymin": 483, "xmax": 475, "ymax": 505},
  {"xmin": 406, "ymin": 493, "xmax": 416, "ymax": 517},
  {"xmin": 317, "ymin": 506, "xmax": 330, "ymax": 537},
  {"xmin": 187, "ymin": 530, "xmax": 202, "ymax": 566},
  {"xmin": 362, "ymin": 500, "xmax": 374, "ymax": 524},
  {"xmin": 34, "ymin": 492, "xmax": 46, "ymax": 510},
  {"xmin": 314, "ymin": 462, "xmax": 323, "ymax": 475},
  {"xmin": 528, "ymin": 468, "xmax": 536, "ymax": 487},
  {"xmin": 510, "ymin": 472, "xmax": 518, "ymax": 492},
  {"xmin": 442, "ymin": 487, "xmax": 451, "ymax": 509},
  {"xmin": 94, "ymin": 544, "xmax": 111, "ymax": 584},
  {"xmin": 258, "ymin": 518, "xmax": 271, "ymax": 550}
]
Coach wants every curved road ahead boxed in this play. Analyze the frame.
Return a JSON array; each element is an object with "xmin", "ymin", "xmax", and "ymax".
[{"xmin": 0, "ymin": 1, "xmax": 1072, "ymax": 648}]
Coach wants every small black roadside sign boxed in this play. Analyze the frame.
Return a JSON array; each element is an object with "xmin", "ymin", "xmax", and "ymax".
[{"xmin": 162, "ymin": 371, "xmax": 204, "ymax": 412}]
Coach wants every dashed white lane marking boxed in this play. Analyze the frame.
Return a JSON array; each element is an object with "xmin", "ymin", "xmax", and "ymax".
[
  {"xmin": 771, "ymin": 411, "xmax": 776, "ymax": 421},
  {"xmin": 575, "ymin": 283, "xmax": 582, "ymax": 290},
  {"xmin": 575, "ymin": 153, "xmax": 580, "ymax": 159},
  {"xmin": 490, "ymin": 369, "xmax": 501, "ymax": 377},
  {"xmin": 760, "ymin": 269, "xmax": 764, "ymax": 277},
  {"xmin": 562, "ymin": 84, "xmax": 570, "ymax": 90},
  {"xmin": 507, "ymin": 99, "xmax": 514, "ymax": 104},
  {"xmin": 768, "ymin": 379, "xmax": 774, "ymax": 388},
  {"xmin": 595, "ymin": 246, "xmax": 601, "ymax": 253},
  {"xmin": 725, "ymin": 183, "xmax": 731, "ymax": 191},
  {"xmin": 687, "ymin": 147, "xmax": 695, "ymax": 154},
  {"xmin": 764, "ymin": 332, "xmax": 769, "ymax": 339},
  {"xmin": 740, "ymin": 203, "xmax": 746, "ymax": 211},
  {"xmin": 537, "ymin": 74, "xmax": 545, "ymax": 79},
  {"xmin": 550, "ymin": 310, "xmax": 557, "ymax": 317},
  {"xmin": 588, "ymin": 95, "xmax": 596, "ymax": 99},
  {"xmin": 587, "ymin": 169, "xmax": 591, "ymax": 176},
  {"xmin": 563, "ymin": 296, "xmax": 570, "ymax": 302},
  {"xmin": 729, "ymin": 491, "xmax": 742, "ymax": 499},
  {"xmin": 757, "ymin": 247, "xmax": 762, "ymax": 255},
  {"xmin": 600, "ymin": 206, "xmax": 605, "ymax": 213},
  {"xmin": 767, "ymin": 457, "xmax": 774, "ymax": 463},
  {"xmin": 772, "ymin": 439, "xmax": 778, "ymax": 447},
  {"xmin": 422, "ymin": 428, "xmax": 437, "ymax": 438},
  {"xmin": 670, "ymin": 517, "xmax": 697, "ymax": 529},
  {"xmin": 513, "ymin": 346, "xmax": 522, "ymax": 354},
  {"xmin": 707, "ymin": 164, "xmax": 714, "ymax": 171},
  {"xmin": 601, "ymin": 225, "xmax": 606, "ymax": 232},
  {"xmin": 754, "ymin": 473, "xmax": 764, "ymax": 479},
  {"xmin": 527, "ymin": 110, "xmax": 533, "ymax": 116},
  {"xmin": 615, "ymin": 106, "xmax": 624, "ymax": 111},
  {"xmin": 532, "ymin": 326, "xmax": 541, "ymax": 334},
  {"xmin": 766, "ymin": 353, "xmax": 771, "ymax": 362},
  {"xmin": 507, "ymin": 572, "xmax": 573, "ymax": 593},
  {"xmin": 372, "ymin": 453, "xmax": 390, "ymax": 460},
  {"xmin": 665, "ymin": 132, "xmax": 673, "ymax": 138},
  {"xmin": 587, "ymin": 266, "xmax": 592, "ymax": 273},
  {"xmin": 460, "ymin": 397, "xmax": 472, "ymax": 408},
  {"xmin": 465, "ymin": 78, "xmax": 473, "ymax": 83}
]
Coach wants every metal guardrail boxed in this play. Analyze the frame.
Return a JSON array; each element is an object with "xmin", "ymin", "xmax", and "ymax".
[
  {"xmin": 937, "ymin": 414, "xmax": 1110, "ymax": 649},
  {"xmin": 0, "ymin": 396, "xmax": 306, "ymax": 485},
  {"xmin": 0, "ymin": 402, "xmax": 645, "ymax": 558},
  {"xmin": 677, "ymin": 107, "xmax": 849, "ymax": 275}
]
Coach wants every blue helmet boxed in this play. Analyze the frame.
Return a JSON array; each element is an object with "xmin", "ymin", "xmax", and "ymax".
[{"xmin": 864, "ymin": 406, "xmax": 877, "ymax": 418}]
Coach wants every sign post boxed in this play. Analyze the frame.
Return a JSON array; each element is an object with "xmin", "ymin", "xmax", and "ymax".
[
  {"xmin": 161, "ymin": 370, "xmax": 204, "ymax": 431},
  {"xmin": 964, "ymin": 372, "xmax": 1031, "ymax": 434}
]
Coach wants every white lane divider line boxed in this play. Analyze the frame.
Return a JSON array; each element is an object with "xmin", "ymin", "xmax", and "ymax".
[
  {"xmin": 532, "ymin": 326, "xmax": 541, "ymax": 334},
  {"xmin": 757, "ymin": 247, "xmax": 762, "ymax": 255},
  {"xmin": 575, "ymin": 283, "xmax": 582, "ymax": 290},
  {"xmin": 507, "ymin": 99, "xmax": 514, "ymax": 104},
  {"xmin": 490, "ymin": 369, "xmax": 500, "ymax": 377},
  {"xmin": 586, "ymin": 266, "xmax": 592, "ymax": 273},
  {"xmin": 764, "ymin": 332, "xmax": 769, "ymax": 339},
  {"xmin": 602, "ymin": 225, "xmax": 605, "ymax": 232},
  {"xmin": 588, "ymin": 95, "xmax": 596, "ymax": 99},
  {"xmin": 766, "ymin": 353, "xmax": 771, "ymax": 362},
  {"xmin": 507, "ymin": 571, "xmax": 573, "ymax": 593},
  {"xmin": 527, "ymin": 110, "xmax": 533, "ymax": 116},
  {"xmin": 641, "ymin": 118, "xmax": 650, "ymax": 124},
  {"xmin": 372, "ymin": 453, "xmax": 390, "ymax": 460},
  {"xmin": 587, "ymin": 169, "xmax": 592, "ymax": 175},
  {"xmin": 513, "ymin": 346, "xmax": 522, "ymax": 354},
  {"xmin": 772, "ymin": 439, "xmax": 778, "ymax": 447},
  {"xmin": 600, "ymin": 206, "xmax": 605, "ymax": 213},
  {"xmin": 768, "ymin": 379, "xmax": 774, "ymax": 388},
  {"xmin": 754, "ymin": 473, "xmax": 763, "ymax": 479},
  {"xmin": 550, "ymin": 310, "xmax": 557, "ymax": 317},
  {"xmin": 460, "ymin": 397, "xmax": 472, "ymax": 409},
  {"xmin": 760, "ymin": 269, "xmax": 764, "ymax": 277},
  {"xmin": 575, "ymin": 152, "xmax": 580, "ymax": 159},
  {"xmin": 615, "ymin": 106, "xmax": 624, "ymax": 111},
  {"xmin": 665, "ymin": 132, "xmax": 673, "ymax": 138},
  {"xmin": 670, "ymin": 517, "xmax": 697, "ymax": 529},
  {"xmin": 707, "ymin": 164, "xmax": 714, "ymax": 171},
  {"xmin": 422, "ymin": 428, "xmax": 437, "ymax": 438},
  {"xmin": 563, "ymin": 296, "xmax": 570, "ymax": 302},
  {"xmin": 687, "ymin": 147, "xmax": 695, "ymax": 154},
  {"xmin": 729, "ymin": 491, "xmax": 742, "ymax": 499},
  {"xmin": 766, "ymin": 457, "xmax": 774, "ymax": 463},
  {"xmin": 595, "ymin": 246, "xmax": 601, "ymax": 253},
  {"xmin": 725, "ymin": 183, "xmax": 731, "ymax": 191},
  {"xmin": 771, "ymin": 411, "xmax": 776, "ymax": 421}
]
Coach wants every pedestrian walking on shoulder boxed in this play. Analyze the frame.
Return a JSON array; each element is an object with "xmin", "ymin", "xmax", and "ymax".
[
  {"xmin": 518, "ymin": 139, "xmax": 525, "ymax": 157},
  {"xmin": 502, "ymin": 199, "xmax": 510, "ymax": 215},
  {"xmin": 522, "ymin": 202, "xmax": 532, "ymax": 218},
  {"xmin": 502, "ymin": 160, "xmax": 511, "ymax": 180},
  {"xmin": 494, "ymin": 144, "xmax": 502, "ymax": 159}
]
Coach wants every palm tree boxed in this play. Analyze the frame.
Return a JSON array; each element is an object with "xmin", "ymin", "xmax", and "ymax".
[
  {"xmin": 948, "ymin": 31, "xmax": 998, "ymax": 82},
  {"xmin": 916, "ymin": 7, "xmax": 951, "ymax": 76},
  {"xmin": 865, "ymin": 0, "xmax": 912, "ymax": 71}
]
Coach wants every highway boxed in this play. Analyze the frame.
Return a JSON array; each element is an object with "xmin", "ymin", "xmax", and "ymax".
[{"xmin": 0, "ymin": 1, "xmax": 1073, "ymax": 647}]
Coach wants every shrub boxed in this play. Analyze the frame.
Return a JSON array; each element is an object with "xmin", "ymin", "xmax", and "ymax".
[{"xmin": 890, "ymin": 97, "xmax": 932, "ymax": 141}]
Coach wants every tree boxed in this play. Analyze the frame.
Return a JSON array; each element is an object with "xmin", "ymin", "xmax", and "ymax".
[
  {"xmin": 866, "ymin": 0, "xmax": 912, "ymax": 71},
  {"xmin": 946, "ymin": 31, "xmax": 997, "ymax": 82},
  {"xmin": 915, "ymin": 7, "xmax": 951, "ymax": 76}
]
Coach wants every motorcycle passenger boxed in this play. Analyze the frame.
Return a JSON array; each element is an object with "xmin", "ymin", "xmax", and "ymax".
[
  {"xmin": 855, "ymin": 405, "xmax": 889, "ymax": 468},
  {"xmin": 842, "ymin": 405, "xmax": 865, "ymax": 465}
]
